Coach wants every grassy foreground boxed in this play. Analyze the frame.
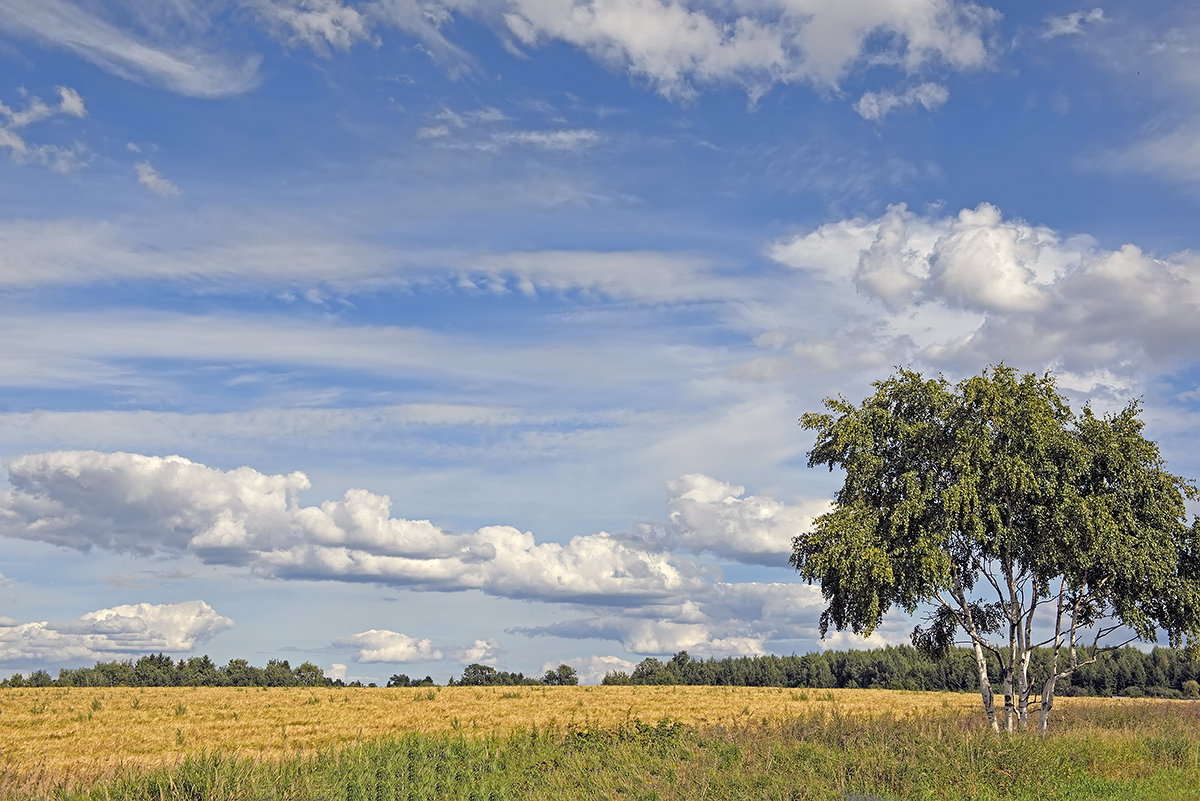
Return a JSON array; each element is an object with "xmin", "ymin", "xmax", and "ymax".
[{"xmin": 1, "ymin": 688, "xmax": 1197, "ymax": 800}]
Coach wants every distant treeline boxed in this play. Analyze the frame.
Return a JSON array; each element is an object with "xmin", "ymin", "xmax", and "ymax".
[
  {"xmin": 442, "ymin": 663, "xmax": 577, "ymax": 687},
  {"xmin": 0, "ymin": 655, "xmax": 382, "ymax": 689},
  {"xmin": 600, "ymin": 647, "xmax": 1200, "ymax": 699},
  {"xmin": 3, "ymin": 646, "xmax": 1199, "ymax": 696}
]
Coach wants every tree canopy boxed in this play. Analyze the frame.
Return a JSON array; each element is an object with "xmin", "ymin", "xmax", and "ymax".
[{"xmin": 792, "ymin": 365, "xmax": 1200, "ymax": 732}]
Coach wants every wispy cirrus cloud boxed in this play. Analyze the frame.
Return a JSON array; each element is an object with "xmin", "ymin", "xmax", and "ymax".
[
  {"xmin": 0, "ymin": 0, "xmax": 260, "ymax": 97},
  {"xmin": 1041, "ymin": 8, "xmax": 1106, "ymax": 39},
  {"xmin": 855, "ymin": 82, "xmax": 949, "ymax": 122}
]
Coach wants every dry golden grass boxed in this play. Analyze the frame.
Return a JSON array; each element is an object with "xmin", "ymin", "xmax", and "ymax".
[{"xmin": 0, "ymin": 685, "xmax": 1148, "ymax": 788}]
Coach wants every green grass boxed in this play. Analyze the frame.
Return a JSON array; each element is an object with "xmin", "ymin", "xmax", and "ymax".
[{"xmin": 26, "ymin": 705, "xmax": 1200, "ymax": 801}]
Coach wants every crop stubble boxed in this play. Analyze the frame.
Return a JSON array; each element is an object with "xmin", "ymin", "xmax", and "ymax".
[{"xmin": 0, "ymin": 686, "xmax": 1149, "ymax": 786}]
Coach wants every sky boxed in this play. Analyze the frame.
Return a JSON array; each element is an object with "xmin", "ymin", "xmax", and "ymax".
[{"xmin": 1, "ymin": 0, "xmax": 1199, "ymax": 686}]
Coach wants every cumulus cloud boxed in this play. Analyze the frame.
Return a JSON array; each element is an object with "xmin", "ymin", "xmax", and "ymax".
[
  {"xmin": 134, "ymin": 162, "xmax": 182, "ymax": 197},
  {"xmin": 541, "ymin": 655, "xmax": 636, "ymax": 684},
  {"xmin": 335, "ymin": 629, "xmax": 498, "ymax": 664},
  {"xmin": 774, "ymin": 201, "xmax": 1062, "ymax": 312},
  {"xmin": 503, "ymin": 0, "xmax": 995, "ymax": 98},
  {"xmin": 632, "ymin": 474, "xmax": 829, "ymax": 566},
  {"xmin": 1041, "ymin": 8, "xmax": 1106, "ymax": 39},
  {"xmin": 0, "ymin": 86, "xmax": 89, "ymax": 172},
  {"xmin": 0, "ymin": 601, "xmax": 233, "ymax": 664},
  {"xmin": 0, "ymin": 450, "xmax": 843, "ymax": 657},
  {"xmin": 0, "ymin": 451, "xmax": 699, "ymax": 604},
  {"xmin": 854, "ymin": 82, "xmax": 949, "ymax": 121},
  {"xmin": 765, "ymin": 201, "xmax": 1200, "ymax": 386},
  {"xmin": 0, "ymin": 0, "xmax": 260, "ymax": 97}
]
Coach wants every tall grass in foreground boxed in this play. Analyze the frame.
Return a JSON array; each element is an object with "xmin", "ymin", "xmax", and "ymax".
[{"xmin": 10, "ymin": 703, "xmax": 1198, "ymax": 801}]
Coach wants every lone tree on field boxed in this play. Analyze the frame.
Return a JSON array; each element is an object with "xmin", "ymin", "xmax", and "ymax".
[{"xmin": 792, "ymin": 366, "xmax": 1200, "ymax": 733}]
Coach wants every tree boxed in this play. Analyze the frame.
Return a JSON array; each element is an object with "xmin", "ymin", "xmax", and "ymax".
[
  {"xmin": 293, "ymin": 661, "xmax": 326, "ymax": 687},
  {"xmin": 793, "ymin": 366, "xmax": 1200, "ymax": 733},
  {"xmin": 541, "ymin": 664, "xmax": 579, "ymax": 685}
]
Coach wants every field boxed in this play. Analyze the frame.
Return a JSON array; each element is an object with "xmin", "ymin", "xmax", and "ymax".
[{"xmin": 1, "ymin": 686, "xmax": 1198, "ymax": 800}]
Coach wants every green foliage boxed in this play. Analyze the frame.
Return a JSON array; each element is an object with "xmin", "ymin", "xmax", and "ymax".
[
  {"xmin": 3, "ymin": 655, "xmax": 343, "ymax": 689},
  {"xmin": 541, "ymin": 664, "xmax": 579, "ymax": 686},
  {"xmin": 793, "ymin": 365, "xmax": 1200, "ymax": 730},
  {"xmin": 600, "ymin": 646, "xmax": 1200, "ymax": 696},
  {"xmin": 450, "ymin": 664, "xmax": 540, "ymax": 687},
  {"xmin": 387, "ymin": 674, "xmax": 436, "ymax": 688}
]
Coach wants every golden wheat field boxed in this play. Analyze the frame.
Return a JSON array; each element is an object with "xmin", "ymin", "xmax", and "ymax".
[{"xmin": 0, "ymin": 685, "xmax": 1141, "ymax": 785}]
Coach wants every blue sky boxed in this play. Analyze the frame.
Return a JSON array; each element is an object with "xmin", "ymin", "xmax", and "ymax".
[{"xmin": 2, "ymin": 0, "xmax": 1199, "ymax": 684}]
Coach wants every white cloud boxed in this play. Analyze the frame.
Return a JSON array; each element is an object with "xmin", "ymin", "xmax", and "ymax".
[
  {"xmin": 0, "ymin": 601, "xmax": 233, "ymax": 664},
  {"xmin": 517, "ymin": 615, "xmax": 766, "ymax": 656},
  {"xmin": 1041, "ymin": 8, "xmax": 1106, "ymax": 39},
  {"xmin": 0, "ymin": 0, "xmax": 261, "ymax": 97},
  {"xmin": 633, "ymin": 474, "xmax": 829, "ymax": 566},
  {"xmin": 541, "ymin": 618, "xmax": 763, "ymax": 656},
  {"xmin": 55, "ymin": 86, "xmax": 85, "ymax": 117},
  {"xmin": 767, "ymin": 202, "xmax": 1200, "ymax": 385},
  {"xmin": 134, "ymin": 162, "xmax": 182, "ymax": 197},
  {"xmin": 0, "ymin": 86, "xmax": 86, "ymax": 129},
  {"xmin": 503, "ymin": 0, "xmax": 996, "ymax": 98},
  {"xmin": 540, "ymin": 654, "xmax": 635, "ymax": 684},
  {"xmin": 256, "ymin": 0, "xmax": 372, "ymax": 54},
  {"xmin": 0, "ymin": 0, "xmax": 996, "ymax": 104},
  {"xmin": 366, "ymin": 0, "xmax": 472, "ymax": 64},
  {"xmin": 417, "ymin": 124, "xmax": 452, "ymax": 139},
  {"xmin": 335, "ymin": 630, "xmax": 443, "ymax": 662},
  {"xmin": 0, "ymin": 404, "xmax": 535, "ymax": 458},
  {"xmin": 0, "ymin": 86, "xmax": 89, "ymax": 172},
  {"xmin": 491, "ymin": 129, "xmax": 600, "ymax": 150},
  {"xmin": 0, "ymin": 451, "xmax": 700, "ymax": 604},
  {"xmin": 469, "ymin": 249, "xmax": 731, "ymax": 301},
  {"xmin": 814, "ymin": 630, "xmax": 892, "ymax": 650},
  {"xmin": 854, "ymin": 82, "xmax": 949, "ymax": 121},
  {"xmin": 435, "ymin": 106, "xmax": 510, "ymax": 128},
  {"xmin": 0, "ymin": 217, "xmax": 738, "ymax": 303},
  {"xmin": 335, "ymin": 629, "xmax": 499, "ymax": 664},
  {"xmin": 0, "ymin": 450, "xmax": 844, "ymax": 657}
]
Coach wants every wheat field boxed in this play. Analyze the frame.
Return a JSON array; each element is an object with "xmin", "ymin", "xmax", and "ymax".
[{"xmin": 0, "ymin": 685, "xmax": 1140, "ymax": 783}]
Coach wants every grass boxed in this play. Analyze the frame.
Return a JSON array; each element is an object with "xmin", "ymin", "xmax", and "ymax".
[{"xmin": 0, "ymin": 688, "xmax": 1196, "ymax": 800}]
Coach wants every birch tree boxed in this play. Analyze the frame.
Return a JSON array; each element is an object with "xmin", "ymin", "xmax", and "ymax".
[{"xmin": 792, "ymin": 366, "xmax": 1200, "ymax": 733}]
